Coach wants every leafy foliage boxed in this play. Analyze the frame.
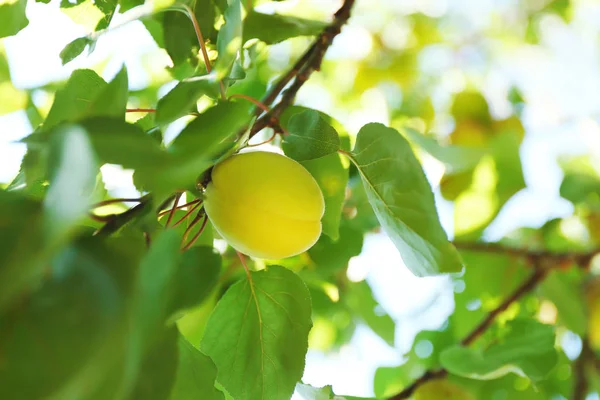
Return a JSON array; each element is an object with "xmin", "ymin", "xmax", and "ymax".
[{"xmin": 2, "ymin": 0, "xmax": 599, "ymax": 399}]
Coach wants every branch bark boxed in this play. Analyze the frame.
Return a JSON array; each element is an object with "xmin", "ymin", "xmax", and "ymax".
[
  {"xmin": 248, "ymin": 0, "xmax": 356, "ymax": 137},
  {"xmin": 389, "ymin": 267, "xmax": 547, "ymax": 399}
]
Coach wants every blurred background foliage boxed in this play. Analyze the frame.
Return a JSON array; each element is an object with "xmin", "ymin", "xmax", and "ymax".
[{"xmin": 2, "ymin": 0, "xmax": 600, "ymax": 399}]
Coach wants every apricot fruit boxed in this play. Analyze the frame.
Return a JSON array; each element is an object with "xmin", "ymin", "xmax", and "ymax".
[{"xmin": 203, "ymin": 151, "xmax": 324, "ymax": 259}]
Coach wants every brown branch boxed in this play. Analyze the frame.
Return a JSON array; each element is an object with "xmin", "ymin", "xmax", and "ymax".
[
  {"xmin": 573, "ymin": 338, "xmax": 592, "ymax": 400},
  {"xmin": 249, "ymin": 0, "xmax": 356, "ymax": 136},
  {"xmin": 453, "ymin": 241, "xmax": 599, "ymax": 268},
  {"xmin": 389, "ymin": 267, "xmax": 547, "ymax": 399}
]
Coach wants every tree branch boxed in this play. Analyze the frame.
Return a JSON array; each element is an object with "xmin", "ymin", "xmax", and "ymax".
[
  {"xmin": 249, "ymin": 0, "xmax": 356, "ymax": 136},
  {"xmin": 573, "ymin": 338, "xmax": 592, "ymax": 400},
  {"xmin": 389, "ymin": 266, "xmax": 547, "ymax": 399},
  {"xmin": 453, "ymin": 241, "xmax": 599, "ymax": 267}
]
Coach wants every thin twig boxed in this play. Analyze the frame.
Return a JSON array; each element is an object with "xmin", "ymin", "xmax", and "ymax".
[
  {"xmin": 165, "ymin": 192, "xmax": 183, "ymax": 227},
  {"xmin": 249, "ymin": 0, "xmax": 356, "ymax": 137},
  {"xmin": 92, "ymin": 197, "xmax": 143, "ymax": 208},
  {"xmin": 389, "ymin": 267, "xmax": 547, "ymax": 399},
  {"xmin": 125, "ymin": 108, "xmax": 156, "ymax": 113},
  {"xmin": 574, "ymin": 338, "xmax": 592, "ymax": 400},
  {"xmin": 181, "ymin": 213, "xmax": 208, "ymax": 251},
  {"xmin": 172, "ymin": 201, "xmax": 203, "ymax": 228},
  {"xmin": 157, "ymin": 199, "xmax": 202, "ymax": 217}
]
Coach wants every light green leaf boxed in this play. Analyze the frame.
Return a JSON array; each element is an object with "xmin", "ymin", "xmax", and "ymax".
[
  {"xmin": 440, "ymin": 319, "xmax": 558, "ymax": 381},
  {"xmin": 301, "ymin": 153, "xmax": 348, "ymax": 240},
  {"xmin": 348, "ymin": 123, "xmax": 462, "ymax": 276},
  {"xmin": 215, "ymin": 0, "xmax": 242, "ymax": 79},
  {"xmin": 44, "ymin": 125, "xmax": 98, "ymax": 245},
  {"xmin": 295, "ymin": 383, "xmax": 376, "ymax": 400},
  {"xmin": 283, "ymin": 110, "xmax": 340, "ymax": 161},
  {"xmin": 344, "ymin": 281, "xmax": 395, "ymax": 347},
  {"xmin": 44, "ymin": 69, "xmax": 108, "ymax": 129},
  {"xmin": 540, "ymin": 269, "xmax": 587, "ymax": 335},
  {"xmin": 170, "ymin": 335, "xmax": 224, "ymax": 400},
  {"xmin": 88, "ymin": 66, "xmax": 128, "ymax": 119},
  {"xmin": 243, "ymin": 11, "xmax": 327, "ymax": 45},
  {"xmin": 156, "ymin": 76, "xmax": 220, "ymax": 125},
  {"xmin": 401, "ymin": 126, "xmax": 484, "ymax": 174},
  {"xmin": 60, "ymin": 37, "xmax": 93, "ymax": 65},
  {"xmin": 201, "ymin": 265, "xmax": 312, "ymax": 400},
  {"xmin": 0, "ymin": 0, "xmax": 28, "ymax": 38}
]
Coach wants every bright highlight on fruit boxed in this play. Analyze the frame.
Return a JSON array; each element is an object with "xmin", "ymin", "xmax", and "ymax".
[{"xmin": 203, "ymin": 151, "xmax": 325, "ymax": 259}]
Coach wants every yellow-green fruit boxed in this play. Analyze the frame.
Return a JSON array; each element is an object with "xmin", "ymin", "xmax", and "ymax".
[
  {"xmin": 204, "ymin": 151, "xmax": 325, "ymax": 259},
  {"xmin": 414, "ymin": 380, "xmax": 475, "ymax": 400}
]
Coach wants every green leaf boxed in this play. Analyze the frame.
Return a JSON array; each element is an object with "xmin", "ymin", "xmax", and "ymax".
[
  {"xmin": 309, "ymin": 221, "xmax": 363, "ymax": 275},
  {"xmin": 26, "ymin": 118, "xmax": 169, "ymax": 171},
  {"xmin": 283, "ymin": 110, "xmax": 340, "ymax": 161},
  {"xmin": 201, "ymin": 265, "xmax": 312, "ymax": 400},
  {"xmin": 344, "ymin": 281, "xmax": 395, "ymax": 346},
  {"xmin": 44, "ymin": 69, "xmax": 107, "ymax": 129},
  {"xmin": 131, "ymin": 327, "xmax": 179, "ymax": 400},
  {"xmin": 162, "ymin": 11, "xmax": 198, "ymax": 67},
  {"xmin": 170, "ymin": 335, "xmax": 224, "ymax": 400},
  {"xmin": 44, "ymin": 124, "xmax": 98, "ymax": 246},
  {"xmin": 169, "ymin": 246, "xmax": 221, "ymax": 318},
  {"xmin": 0, "ymin": 0, "xmax": 28, "ymax": 38},
  {"xmin": 540, "ymin": 269, "xmax": 587, "ymax": 335},
  {"xmin": 300, "ymin": 153, "xmax": 348, "ymax": 240},
  {"xmin": 214, "ymin": 0, "xmax": 242, "ymax": 79},
  {"xmin": 295, "ymin": 383, "xmax": 376, "ymax": 399},
  {"xmin": 348, "ymin": 123, "xmax": 462, "ymax": 276},
  {"xmin": 156, "ymin": 76, "xmax": 220, "ymax": 125},
  {"xmin": 243, "ymin": 11, "xmax": 327, "ymax": 45},
  {"xmin": 122, "ymin": 230, "xmax": 182, "ymax": 397},
  {"xmin": 138, "ymin": 101, "xmax": 250, "ymax": 192},
  {"xmin": 60, "ymin": 37, "xmax": 93, "ymax": 65},
  {"xmin": 440, "ymin": 319, "xmax": 558, "ymax": 381},
  {"xmin": 401, "ymin": 126, "xmax": 484, "ymax": 174},
  {"xmin": 0, "ymin": 236, "xmax": 138, "ymax": 400},
  {"xmin": 88, "ymin": 66, "xmax": 128, "ymax": 119}
]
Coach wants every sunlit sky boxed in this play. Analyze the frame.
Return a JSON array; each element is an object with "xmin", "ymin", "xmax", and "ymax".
[{"xmin": 2, "ymin": 0, "xmax": 600, "ymax": 397}]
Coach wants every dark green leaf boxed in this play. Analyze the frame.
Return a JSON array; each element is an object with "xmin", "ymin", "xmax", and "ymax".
[
  {"xmin": 309, "ymin": 221, "xmax": 363, "ymax": 275},
  {"xmin": 44, "ymin": 69, "xmax": 107, "ymax": 129},
  {"xmin": 169, "ymin": 246, "xmax": 221, "ymax": 318},
  {"xmin": 60, "ymin": 37, "xmax": 93, "ymax": 65},
  {"xmin": 301, "ymin": 153, "xmax": 348, "ymax": 240},
  {"xmin": 214, "ymin": 0, "xmax": 242, "ymax": 79},
  {"xmin": 283, "ymin": 110, "xmax": 340, "ymax": 161},
  {"xmin": 170, "ymin": 335, "xmax": 224, "ymax": 400},
  {"xmin": 0, "ymin": 236, "xmax": 137, "ymax": 400},
  {"xmin": 156, "ymin": 76, "xmax": 220, "ymax": 125},
  {"xmin": 440, "ymin": 319, "xmax": 557, "ymax": 381},
  {"xmin": 201, "ymin": 265, "xmax": 312, "ymax": 400},
  {"xmin": 560, "ymin": 172, "xmax": 600, "ymax": 204},
  {"xmin": 132, "ymin": 327, "xmax": 179, "ymax": 400},
  {"xmin": 349, "ymin": 123, "xmax": 462, "ymax": 276},
  {"xmin": 119, "ymin": 0, "xmax": 144, "ymax": 13},
  {"xmin": 243, "ymin": 11, "xmax": 327, "ymax": 45},
  {"xmin": 163, "ymin": 11, "xmax": 198, "ymax": 67},
  {"xmin": 344, "ymin": 281, "xmax": 395, "ymax": 346},
  {"xmin": 0, "ymin": 0, "xmax": 28, "ymax": 38}
]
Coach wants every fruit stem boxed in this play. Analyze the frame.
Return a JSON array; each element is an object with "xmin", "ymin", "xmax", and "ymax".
[
  {"xmin": 181, "ymin": 211, "xmax": 208, "ymax": 250},
  {"xmin": 165, "ymin": 192, "xmax": 183, "ymax": 227}
]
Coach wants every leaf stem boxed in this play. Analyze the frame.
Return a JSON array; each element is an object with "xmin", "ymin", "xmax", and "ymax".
[{"xmin": 125, "ymin": 108, "xmax": 156, "ymax": 113}]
